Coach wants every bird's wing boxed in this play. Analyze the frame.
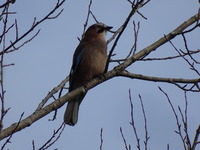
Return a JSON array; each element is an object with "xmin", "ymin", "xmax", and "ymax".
[
  {"xmin": 69, "ymin": 42, "xmax": 85, "ymax": 91},
  {"xmin": 70, "ymin": 42, "xmax": 85, "ymax": 75}
]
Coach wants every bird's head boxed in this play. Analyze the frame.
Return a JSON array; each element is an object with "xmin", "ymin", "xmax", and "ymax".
[{"xmin": 83, "ymin": 23, "xmax": 113, "ymax": 40}]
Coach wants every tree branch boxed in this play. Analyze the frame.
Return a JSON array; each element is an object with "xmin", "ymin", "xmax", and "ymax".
[
  {"xmin": 105, "ymin": 0, "xmax": 148, "ymax": 72},
  {"xmin": 0, "ymin": 0, "xmax": 66, "ymax": 55},
  {"xmin": 117, "ymin": 70, "xmax": 200, "ymax": 84},
  {"xmin": 0, "ymin": 11, "xmax": 199, "ymax": 141},
  {"xmin": 191, "ymin": 125, "xmax": 200, "ymax": 150}
]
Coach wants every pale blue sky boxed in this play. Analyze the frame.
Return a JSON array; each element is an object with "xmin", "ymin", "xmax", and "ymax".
[{"xmin": 1, "ymin": 0, "xmax": 200, "ymax": 149}]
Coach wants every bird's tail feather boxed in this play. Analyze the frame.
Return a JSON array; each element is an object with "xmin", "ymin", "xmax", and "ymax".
[{"xmin": 64, "ymin": 93, "xmax": 86, "ymax": 126}]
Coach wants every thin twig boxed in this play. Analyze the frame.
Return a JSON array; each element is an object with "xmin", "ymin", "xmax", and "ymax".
[
  {"xmin": 7, "ymin": 29, "xmax": 41, "ymax": 54},
  {"xmin": 178, "ymin": 91, "xmax": 191, "ymax": 149},
  {"xmin": 1, "ymin": 113, "xmax": 24, "ymax": 150},
  {"xmin": 159, "ymin": 87, "xmax": 187, "ymax": 150},
  {"xmin": 0, "ymin": 4, "xmax": 9, "ymax": 134},
  {"xmin": 37, "ymin": 122, "xmax": 66, "ymax": 150},
  {"xmin": 126, "ymin": 21, "xmax": 140, "ymax": 58},
  {"xmin": 100, "ymin": 128, "xmax": 103, "ymax": 150},
  {"xmin": 105, "ymin": 0, "xmax": 147, "ymax": 72},
  {"xmin": 191, "ymin": 125, "xmax": 200, "ymax": 150},
  {"xmin": 165, "ymin": 35, "xmax": 200, "ymax": 76},
  {"xmin": 32, "ymin": 140, "xmax": 35, "ymax": 150},
  {"xmin": 120, "ymin": 127, "xmax": 130, "ymax": 150},
  {"xmin": 129, "ymin": 89, "xmax": 141, "ymax": 150},
  {"xmin": 0, "ymin": 0, "xmax": 15, "ymax": 8},
  {"xmin": 138, "ymin": 94, "xmax": 150, "ymax": 150},
  {"xmin": 0, "ymin": 0, "xmax": 66, "ymax": 55},
  {"xmin": 181, "ymin": 33, "xmax": 200, "ymax": 64},
  {"xmin": 82, "ymin": 0, "xmax": 93, "ymax": 37},
  {"xmin": 36, "ymin": 76, "xmax": 69, "ymax": 111}
]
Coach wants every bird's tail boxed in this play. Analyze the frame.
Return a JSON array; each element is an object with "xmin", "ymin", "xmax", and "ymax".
[{"xmin": 64, "ymin": 93, "xmax": 86, "ymax": 126}]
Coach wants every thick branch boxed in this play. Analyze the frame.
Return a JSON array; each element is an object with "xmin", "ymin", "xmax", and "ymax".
[
  {"xmin": 118, "ymin": 12, "xmax": 200, "ymax": 71},
  {"xmin": 36, "ymin": 76, "xmax": 69, "ymax": 111}
]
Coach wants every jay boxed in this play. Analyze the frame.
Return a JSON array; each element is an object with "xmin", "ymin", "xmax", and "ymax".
[{"xmin": 64, "ymin": 23, "xmax": 113, "ymax": 126}]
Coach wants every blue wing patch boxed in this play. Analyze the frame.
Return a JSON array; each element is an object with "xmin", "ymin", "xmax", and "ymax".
[{"xmin": 71, "ymin": 47, "xmax": 84, "ymax": 74}]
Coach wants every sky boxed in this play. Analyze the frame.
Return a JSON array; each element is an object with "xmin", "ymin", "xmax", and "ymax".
[{"xmin": 1, "ymin": 0, "xmax": 200, "ymax": 150}]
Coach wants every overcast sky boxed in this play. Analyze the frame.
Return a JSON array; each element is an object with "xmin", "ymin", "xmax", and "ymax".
[{"xmin": 1, "ymin": 0, "xmax": 200, "ymax": 150}]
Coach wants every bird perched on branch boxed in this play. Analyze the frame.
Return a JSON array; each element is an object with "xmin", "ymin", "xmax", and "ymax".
[{"xmin": 64, "ymin": 23, "xmax": 113, "ymax": 126}]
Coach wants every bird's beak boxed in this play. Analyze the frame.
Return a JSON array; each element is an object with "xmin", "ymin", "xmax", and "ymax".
[{"xmin": 105, "ymin": 26, "xmax": 113, "ymax": 31}]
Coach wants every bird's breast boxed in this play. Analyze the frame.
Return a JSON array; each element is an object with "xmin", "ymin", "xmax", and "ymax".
[{"xmin": 78, "ymin": 42, "xmax": 107, "ymax": 83}]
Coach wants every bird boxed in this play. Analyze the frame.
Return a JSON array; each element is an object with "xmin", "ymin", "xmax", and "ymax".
[{"xmin": 64, "ymin": 23, "xmax": 113, "ymax": 126}]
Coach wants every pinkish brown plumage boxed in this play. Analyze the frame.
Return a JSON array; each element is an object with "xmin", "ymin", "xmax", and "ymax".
[{"xmin": 64, "ymin": 23, "xmax": 112, "ymax": 126}]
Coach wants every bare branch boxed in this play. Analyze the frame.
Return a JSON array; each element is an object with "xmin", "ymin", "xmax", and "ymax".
[
  {"xmin": 137, "ymin": 11, "xmax": 148, "ymax": 20},
  {"xmin": 0, "ymin": 0, "xmax": 15, "ymax": 9},
  {"xmin": 82, "ymin": 0, "xmax": 93, "ymax": 37},
  {"xmin": 159, "ymin": 87, "xmax": 187, "ymax": 150},
  {"xmin": 181, "ymin": 11, "xmax": 200, "ymax": 34},
  {"xmin": 105, "ymin": 0, "xmax": 149, "ymax": 72},
  {"xmin": 137, "ymin": 49, "xmax": 200, "ymax": 61},
  {"xmin": 118, "ymin": 70, "xmax": 200, "ymax": 85},
  {"xmin": 36, "ymin": 76, "xmax": 69, "ymax": 111},
  {"xmin": 120, "ymin": 127, "xmax": 130, "ymax": 150},
  {"xmin": 111, "ymin": 12, "xmax": 200, "ymax": 74},
  {"xmin": 191, "ymin": 125, "xmax": 200, "ymax": 150},
  {"xmin": 1, "ymin": 113, "xmax": 24, "ymax": 150},
  {"xmin": 165, "ymin": 35, "xmax": 200, "ymax": 76},
  {"xmin": 90, "ymin": 11, "xmax": 99, "ymax": 23},
  {"xmin": 32, "ymin": 140, "xmax": 35, "ymax": 150},
  {"xmin": 177, "ymin": 92, "xmax": 191, "ymax": 149},
  {"xmin": 7, "ymin": 29, "xmax": 41, "ymax": 54},
  {"xmin": 138, "ymin": 95, "xmax": 150, "ymax": 150},
  {"xmin": 37, "ymin": 122, "xmax": 65, "ymax": 150},
  {"xmin": 0, "ymin": 0, "xmax": 66, "ymax": 55},
  {"xmin": 99, "ymin": 128, "xmax": 103, "ymax": 150},
  {"xmin": 47, "ymin": 9, "xmax": 64, "ymax": 20},
  {"xmin": 0, "ymin": 23, "xmax": 15, "ymax": 42},
  {"xmin": 0, "ymin": 11, "xmax": 199, "ymax": 141},
  {"xmin": 126, "ymin": 21, "xmax": 140, "ymax": 58},
  {"xmin": 0, "ymin": 4, "xmax": 9, "ymax": 134},
  {"xmin": 181, "ymin": 34, "xmax": 200, "ymax": 64},
  {"xmin": 129, "ymin": 89, "xmax": 141, "ymax": 150}
]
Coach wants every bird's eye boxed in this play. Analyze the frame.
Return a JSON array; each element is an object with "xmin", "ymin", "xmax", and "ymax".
[{"xmin": 97, "ymin": 27, "xmax": 105, "ymax": 33}]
